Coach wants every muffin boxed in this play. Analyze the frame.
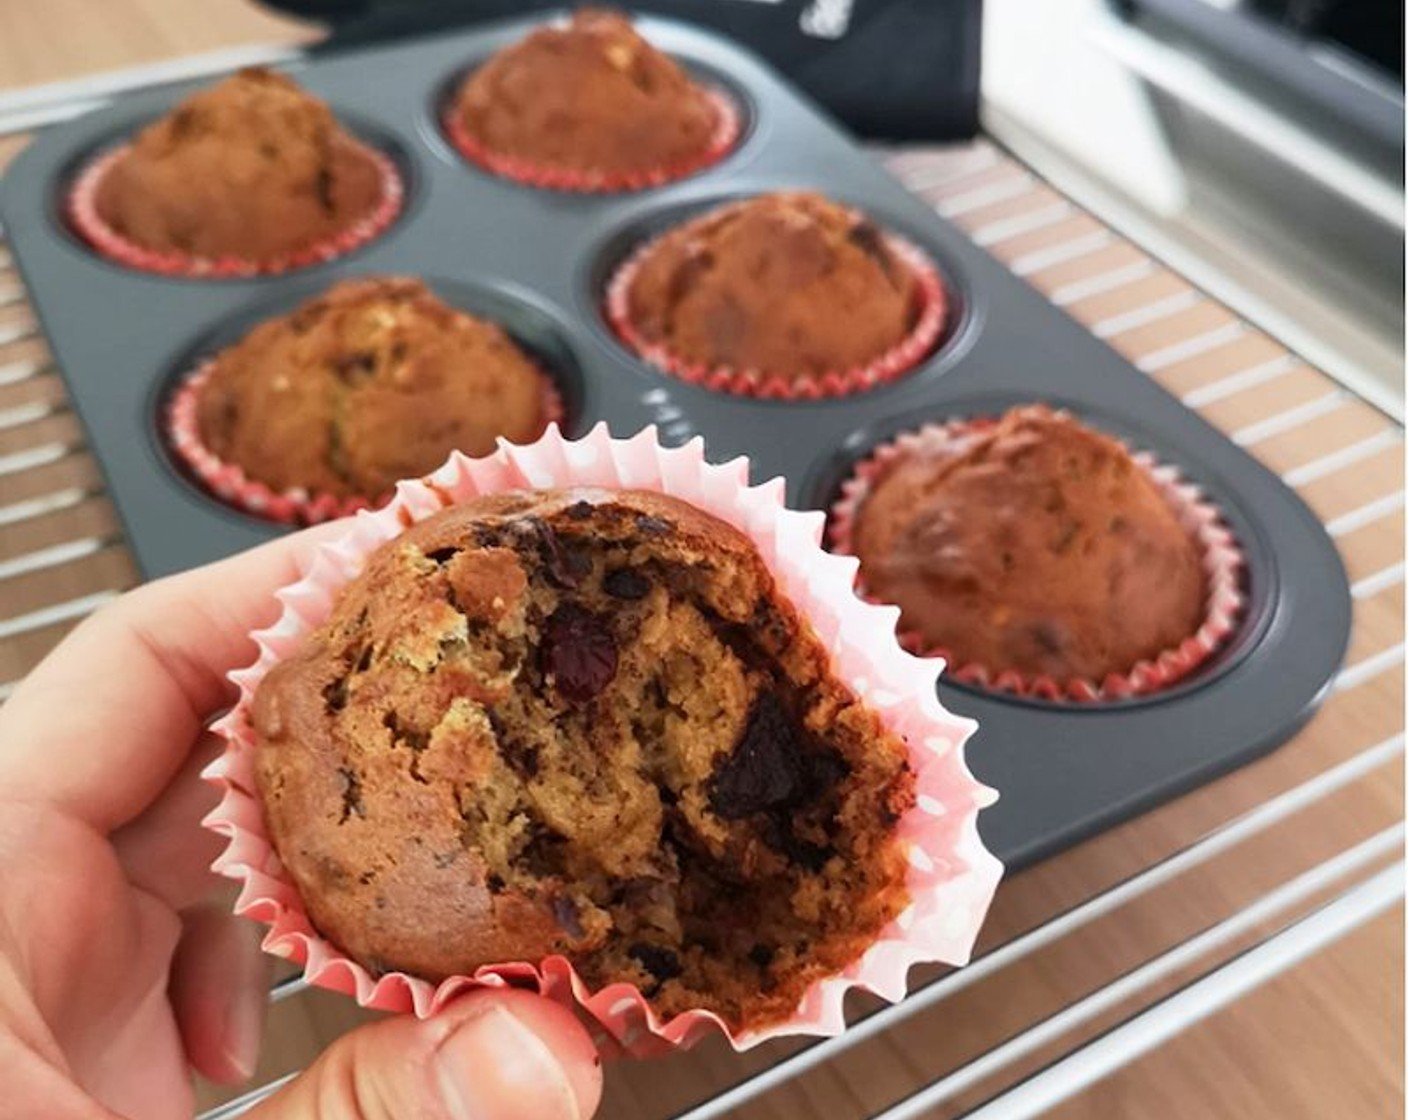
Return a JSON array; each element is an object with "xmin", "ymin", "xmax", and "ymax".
[
  {"xmin": 92, "ymin": 67, "xmax": 387, "ymax": 262},
  {"xmin": 845, "ymin": 406, "xmax": 1209, "ymax": 685},
  {"xmin": 613, "ymin": 192, "xmax": 937, "ymax": 387},
  {"xmin": 250, "ymin": 487, "xmax": 916, "ymax": 1029},
  {"xmin": 191, "ymin": 277, "xmax": 552, "ymax": 504},
  {"xmin": 450, "ymin": 9, "xmax": 729, "ymax": 183}
]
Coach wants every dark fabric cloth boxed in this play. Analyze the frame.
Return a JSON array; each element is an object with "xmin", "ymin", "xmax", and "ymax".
[{"xmin": 255, "ymin": 0, "xmax": 982, "ymax": 140}]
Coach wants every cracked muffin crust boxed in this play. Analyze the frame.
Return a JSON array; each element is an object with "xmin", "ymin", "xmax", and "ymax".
[
  {"xmin": 194, "ymin": 277, "xmax": 550, "ymax": 502},
  {"xmin": 95, "ymin": 67, "xmax": 384, "ymax": 261},
  {"xmin": 451, "ymin": 9, "xmax": 721, "ymax": 176},
  {"xmin": 848, "ymin": 405, "xmax": 1208, "ymax": 683},
  {"xmin": 252, "ymin": 488, "xmax": 916, "ymax": 1028},
  {"xmin": 622, "ymin": 192, "xmax": 925, "ymax": 381}
]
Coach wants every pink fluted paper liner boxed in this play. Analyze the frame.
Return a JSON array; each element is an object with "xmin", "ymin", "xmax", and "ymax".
[
  {"xmin": 202, "ymin": 423, "xmax": 1002, "ymax": 1054},
  {"xmin": 68, "ymin": 142, "xmax": 403, "ymax": 278},
  {"xmin": 442, "ymin": 86, "xmax": 740, "ymax": 193},
  {"xmin": 165, "ymin": 359, "xmax": 565, "ymax": 525},
  {"xmin": 605, "ymin": 203, "xmax": 947, "ymax": 399},
  {"xmin": 829, "ymin": 413, "xmax": 1245, "ymax": 703}
]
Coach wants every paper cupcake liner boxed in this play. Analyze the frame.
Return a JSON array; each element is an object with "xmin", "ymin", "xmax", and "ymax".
[
  {"xmin": 828, "ymin": 415, "xmax": 1246, "ymax": 703},
  {"xmin": 68, "ymin": 142, "xmax": 404, "ymax": 278},
  {"xmin": 165, "ymin": 359, "xmax": 566, "ymax": 525},
  {"xmin": 605, "ymin": 213, "xmax": 947, "ymax": 400},
  {"xmin": 442, "ymin": 86, "xmax": 740, "ymax": 193},
  {"xmin": 201, "ymin": 423, "xmax": 1002, "ymax": 1055}
]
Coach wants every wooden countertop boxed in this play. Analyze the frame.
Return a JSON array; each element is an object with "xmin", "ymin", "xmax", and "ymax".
[{"xmin": 0, "ymin": 7, "xmax": 1401, "ymax": 1119}]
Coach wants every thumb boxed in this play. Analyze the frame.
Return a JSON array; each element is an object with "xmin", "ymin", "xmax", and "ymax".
[{"xmin": 247, "ymin": 989, "xmax": 603, "ymax": 1120}]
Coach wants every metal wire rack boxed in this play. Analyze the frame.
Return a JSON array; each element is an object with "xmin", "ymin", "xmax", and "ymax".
[{"xmin": 0, "ymin": 50, "xmax": 1401, "ymax": 1120}]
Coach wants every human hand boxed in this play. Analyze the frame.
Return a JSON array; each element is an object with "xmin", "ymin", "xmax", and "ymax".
[{"xmin": 0, "ymin": 527, "xmax": 603, "ymax": 1119}]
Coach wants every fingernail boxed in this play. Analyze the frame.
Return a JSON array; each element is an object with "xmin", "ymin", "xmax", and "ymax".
[{"xmin": 434, "ymin": 1002, "xmax": 582, "ymax": 1120}]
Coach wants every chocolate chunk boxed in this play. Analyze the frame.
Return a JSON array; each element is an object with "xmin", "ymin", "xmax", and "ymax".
[
  {"xmin": 628, "ymin": 943, "xmax": 683, "ymax": 983},
  {"xmin": 709, "ymin": 694, "xmax": 845, "ymax": 819},
  {"xmin": 1031, "ymin": 622, "xmax": 1066, "ymax": 655},
  {"xmin": 603, "ymin": 568, "xmax": 651, "ymax": 600},
  {"xmin": 634, "ymin": 514, "xmax": 673, "ymax": 537},
  {"xmin": 501, "ymin": 738, "xmax": 541, "ymax": 779},
  {"xmin": 519, "ymin": 517, "xmax": 591, "ymax": 588},
  {"xmin": 426, "ymin": 546, "xmax": 459, "ymax": 565},
  {"xmin": 566, "ymin": 500, "xmax": 595, "ymax": 520},
  {"xmin": 473, "ymin": 525, "xmax": 502, "ymax": 548},
  {"xmin": 541, "ymin": 605, "xmax": 618, "ymax": 703},
  {"xmin": 553, "ymin": 895, "xmax": 586, "ymax": 940},
  {"xmin": 486, "ymin": 872, "xmax": 505, "ymax": 892},
  {"xmin": 748, "ymin": 944, "xmax": 776, "ymax": 968},
  {"xmin": 846, "ymin": 219, "xmax": 897, "ymax": 281}
]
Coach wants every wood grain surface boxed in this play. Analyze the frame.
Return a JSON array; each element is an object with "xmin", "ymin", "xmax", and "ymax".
[{"xmin": 0, "ymin": 7, "xmax": 1401, "ymax": 1119}]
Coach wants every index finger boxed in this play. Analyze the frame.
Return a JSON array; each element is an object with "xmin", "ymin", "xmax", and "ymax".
[{"xmin": 0, "ymin": 520, "xmax": 350, "ymax": 832}]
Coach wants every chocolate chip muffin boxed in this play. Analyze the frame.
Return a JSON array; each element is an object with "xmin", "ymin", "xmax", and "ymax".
[
  {"xmin": 95, "ymin": 67, "xmax": 385, "ymax": 260},
  {"xmin": 451, "ymin": 9, "xmax": 723, "ymax": 177},
  {"xmin": 194, "ymin": 277, "xmax": 551, "ymax": 502},
  {"xmin": 621, "ymin": 192, "xmax": 926, "ymax": 382},
  {"xmin": 252, "ymin": 488, "xmax": 915, "ymax": 1028},
  {"xmin": 846, "ymin": 406, "xmax": 1207, "ymax": 683}
]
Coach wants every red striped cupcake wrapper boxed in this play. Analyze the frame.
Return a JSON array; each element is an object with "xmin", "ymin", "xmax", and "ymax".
[
  {"xmin": 165, "ymin": 359, "xmax": 566, "ymax": 525},
  {"xmin": 68, "ymin": 142, "xmax": 404, "ymax": 278},
  {"xmin": 605, "ymin": 213, "xmax": 948, "ymax": 400},
  {"xmin": 827, "ymin": 414, "xmax": 1246, "ymax": 703},
  {"xmin": 443, "ymin": 86, "xmax": 740, "ymax": 193}
]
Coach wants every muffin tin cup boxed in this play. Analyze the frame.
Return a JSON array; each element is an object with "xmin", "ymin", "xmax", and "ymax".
[
  {"xmin": 827, "ymin": 414, "xmax": 1247, "ymax": 703},
  {"xmin": 441, "ymin": 85, "xmax": 741, "ymax": 193},
  {"xmin": 200, "ymin": 424, "xmax": 1002, "ymax": 1054},
  {"xmin": 67, "ymin": 141, "xmax": 405, "ymax": 278},
  {"xmin": 605, "ymin": 215, "xmax": 948, "ymax": 399},
  {"xmin": 165, "ymin": 358, "xmax": 567, "ymax": 524}
]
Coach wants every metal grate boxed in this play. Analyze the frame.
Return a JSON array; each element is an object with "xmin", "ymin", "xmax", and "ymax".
[{"xmin": 0, "ymin": 67, "xmax": 1401, "ymax": 1120}]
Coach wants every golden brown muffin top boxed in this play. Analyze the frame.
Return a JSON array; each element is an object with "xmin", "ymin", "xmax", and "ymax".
[
  {"xmin": 849, "ymin": 405, "xmax": 1208, "ymax": 684},
  {"xmin": 196, "ymin": 277, "xmax": 547, "ymax": 501},
  {"xmin": 625, "ymin": 192, "xmax": 923, "ymax": 381},
  {"xmin": 95, "ymin": 67, "xmax": 383, "ymax": 259},
  {"xmin": 253, "ymin": 488, "xmax": 914, "ymax": 1027},
  {"xmin": 454, "ymin": 9, "xmax": 720, "ymax": 174}
]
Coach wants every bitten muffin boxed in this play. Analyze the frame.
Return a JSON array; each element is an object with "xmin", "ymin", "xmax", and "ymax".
[
  {"xmin": 452, "ymin": 9, "xmax": 721, "ymax": 176},
  {"xmin": 847, "ymin": 406, "xmax": 1207, "ymax": 683},
  {"xmin": 252, "ymin": 488, "xmax": 916, "ymax": 1028},
  {"xmin": 623, "ymin": 192, "xmax": 924, "ymax": 381},
  {"xmin": 95, "ymin": 67, "xmax": 384, "ymax": 260},
  {"xmin": 194, "ymin": 277, "xmax": 549, "ymax": 502}
]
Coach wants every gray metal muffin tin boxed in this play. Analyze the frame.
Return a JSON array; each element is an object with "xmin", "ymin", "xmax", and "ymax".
[{"xmin": 0, "ymin": 13, "xmax": 1351, "ymax": 871}]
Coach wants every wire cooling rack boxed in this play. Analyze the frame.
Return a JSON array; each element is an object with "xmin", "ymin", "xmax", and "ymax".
[{"xmin": 0, "ymin": 54, "xmax": 1401, "ymax": 1120}]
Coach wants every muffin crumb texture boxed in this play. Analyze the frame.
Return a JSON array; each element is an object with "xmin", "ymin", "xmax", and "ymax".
[
  {"xmin": 95, "ymin": 67, "xmax": 383, "ymax": 260},
  {"xmin": 195, "ymin": 277, "xmax": 548, "ymax": 502},
  {"xmin": 626, "ymin": 192, "xmax": 923, "ymax": 380},
  {"xmin": 849, "ymin": 405, "xmax": 1208, "ymax": 683},
  {"xmin": 253, "ymin": 489, "xmax": 915, "ymax": 1028},
  {"xmin": 455, "ymin": 9, "xmax": 721, "ymax": 175}
]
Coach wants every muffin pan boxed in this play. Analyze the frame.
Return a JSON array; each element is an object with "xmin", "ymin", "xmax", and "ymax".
[{"xmin": 0, "ymin": 13, "xmax": 1351, "ymax": 870}]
